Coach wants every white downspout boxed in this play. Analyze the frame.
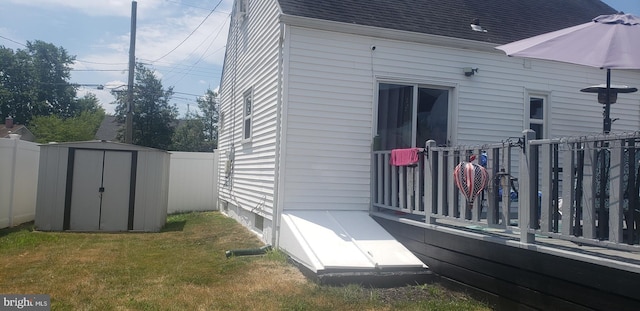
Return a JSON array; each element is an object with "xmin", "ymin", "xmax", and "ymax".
[{"xmin": 272, "ymin": 21, "xmax": 287, "ymax": 247}]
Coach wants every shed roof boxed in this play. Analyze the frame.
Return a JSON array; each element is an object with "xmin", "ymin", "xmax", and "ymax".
[
  {"xmin": 39, "ymin": 140, "xmax": 168, "ymax": 153},
  {"xmin": 278, "ymin": 0, "xmax": 617, "ymax": 45}
]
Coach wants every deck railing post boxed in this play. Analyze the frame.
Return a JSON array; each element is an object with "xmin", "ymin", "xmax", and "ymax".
[
  {"xmin": 520, "ymin": 130, "xmax": 536, "ymax": 243},
  {"xmin": 609, "ymin": 141, "xmax": 624, "ymax": 243},
  {"xmin": 541, "ymin": 143, "xmax": 553, "ymax": 232},
  {"xmin": 582, "ymin": 142, "xmax": 597, "ymax": 239},
  {"xmin": 425, "ymin": 140, "xmax": 437, "ymax": 224},
  {"xmin": 561, "ymin": 144, "xmax": 576, "ymax": 236},
  {"xmin": 502, "ymin": 144, "xmax": 512, "ymax": 226},
  {"xmin": 486, "ymin": 147, "xmax": 500, "ymax": 227}
]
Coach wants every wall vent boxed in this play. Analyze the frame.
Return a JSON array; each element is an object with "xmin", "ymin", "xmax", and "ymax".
[{"xmin": 255, "ymin": 213, "xmax": 264, "ymax": 232}]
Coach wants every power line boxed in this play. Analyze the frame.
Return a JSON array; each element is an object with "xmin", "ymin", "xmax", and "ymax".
[
  {"xmin": 150, "ymin": 0, "xmax": 224, "ymax": 63},
  {"xmin": 174, "ymin": 91, "xmax": 204, "ymax": 97},
  {"xmin": 164, "ymin": 14, "xmax": 229, "ymax": 86},
  {"xmin": 163, "ymin": 0, "xmax": 230, "ymax": 13},
  {"xmin": 75, "ymin": 59, "xmax": 128, "ymax": 66},
  {"xmin": 0, "ymin": 35, "xmax": 26, "ymax": 47},
  {"xmin": 0, "ymin": 35, "xmax": 130, "ymax": 68},
  {"xmin": 140, "ymin": 58, "xmax": 221, "ymax": 74},
  {"xmin": 72, "ymin": 69, "xmax": 127, "ymax": 72}
]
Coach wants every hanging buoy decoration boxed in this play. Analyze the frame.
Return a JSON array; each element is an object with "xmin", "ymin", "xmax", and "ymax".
[{"xmin": 454, "ymin": 161, "xmax": 489, "ymax": 208}]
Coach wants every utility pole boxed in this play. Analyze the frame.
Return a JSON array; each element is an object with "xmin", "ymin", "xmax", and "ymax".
[{"xmin": 125, "ymin": 1, "xmax": 137, "ymax": 144}]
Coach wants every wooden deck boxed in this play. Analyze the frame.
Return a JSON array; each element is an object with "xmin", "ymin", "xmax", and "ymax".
[
  {"xmin": 376, "ymin": 209, "xmax": 640, "ymax": 270},
  {"xmin": 371, "ymin": 132, "xmax": 640, "ymax": 310},
  {"xmin": 373, "ymin": 210, "xmax": 640, "ymax": 310}
]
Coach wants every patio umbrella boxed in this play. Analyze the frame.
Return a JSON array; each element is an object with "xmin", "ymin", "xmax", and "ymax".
[{"xmin": 496, "ymin": 13, "xmax": 640, "ymax": 134}]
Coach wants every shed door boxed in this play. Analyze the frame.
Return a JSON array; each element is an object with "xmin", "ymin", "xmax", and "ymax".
[
  {"xmin": 69, "ymin": 150, "xmax": 103, "ymax": 231},
  {"xmin": 68, "ymin": 149, "xmax": 133, "ymax": 231},
  {"xmin": 100, "ymin": 151, "xmax": 132, "ymax": 231}
]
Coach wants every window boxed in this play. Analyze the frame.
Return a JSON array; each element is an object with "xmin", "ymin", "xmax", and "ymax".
[
  {"xmin": 527, "ymin": 94, "xmax": 547, "ymax": 139},
  {"xmin": 376, "ymin": 83, "xmax": 450, "ymax": 150},
  {"xmin": 242, "ymin": 90, "xmax": 252, "ymax": 140}
]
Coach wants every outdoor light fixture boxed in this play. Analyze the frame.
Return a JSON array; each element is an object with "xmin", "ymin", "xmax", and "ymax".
[
  {"xmin": 580, "ymin": 84, "xmax": 638, "ymax": 133},
  {"xmin": 463, "ymin": 67, "xmax": 478, "ymax": 76}
]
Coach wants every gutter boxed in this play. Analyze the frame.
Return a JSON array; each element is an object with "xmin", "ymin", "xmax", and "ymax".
[{"xmin": 278, "ymin": 14, "xmax": 502, "ymax": 54}]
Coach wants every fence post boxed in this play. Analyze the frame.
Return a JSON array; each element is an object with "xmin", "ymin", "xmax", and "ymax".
[{"xmin": 520, "ymin": 130, "xmax": 536, "ymax": 243}]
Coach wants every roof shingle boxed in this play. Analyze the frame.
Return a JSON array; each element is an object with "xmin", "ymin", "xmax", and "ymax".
[{"xmin": 278, "ymin": 0, "xmax": 617, "ymax": 44}]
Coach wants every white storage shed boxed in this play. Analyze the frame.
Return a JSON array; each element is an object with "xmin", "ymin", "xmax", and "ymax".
[{"xmin": 35, "ymin": 141, "xmax": 170, "ymax": 232}]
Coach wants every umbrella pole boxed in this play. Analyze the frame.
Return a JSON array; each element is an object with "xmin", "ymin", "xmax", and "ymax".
[
  {"xmin": 598, "ymin": 69, "xmax": 612, "ymax": 239},
  {"xmin": 603, "ymin": 69, "xmax": 612, "ymax": 134}
]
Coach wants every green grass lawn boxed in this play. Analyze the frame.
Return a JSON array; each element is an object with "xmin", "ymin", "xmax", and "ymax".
[{"xmin": 0, "ymin": 212, "xmax": 490, "ymax": 310}]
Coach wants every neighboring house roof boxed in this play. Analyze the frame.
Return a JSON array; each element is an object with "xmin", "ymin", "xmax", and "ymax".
[
  {"xmin": 0, "ymin": 124, "xmax": 36, "ymax": 142},
  {"xmin": 95, "ymin": 115, "xmax": 122, "ymax": 141},
  {"xmin": 277, "ymin": 0, "xmax": 617, "ymax": 45}
]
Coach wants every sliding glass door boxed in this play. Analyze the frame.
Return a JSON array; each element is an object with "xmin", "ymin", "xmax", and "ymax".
[{"xmin": 376, "ymin": 82, "xmax": 449, "ymax": 150}]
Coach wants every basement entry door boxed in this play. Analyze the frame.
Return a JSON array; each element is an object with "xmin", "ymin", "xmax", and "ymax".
[{"xmin": 68, "ymin": 149, "xmax": 134, "ymax": 231}]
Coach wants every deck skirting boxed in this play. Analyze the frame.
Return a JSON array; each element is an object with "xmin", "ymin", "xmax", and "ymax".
[{"xmin": 373, "ymin": 214, "xmax": 640, "ymax": 311}]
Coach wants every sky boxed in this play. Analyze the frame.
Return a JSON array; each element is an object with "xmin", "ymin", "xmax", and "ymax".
[
  {"xmin": 0, "ymin": 0, "xmax": 638, "ymax": 117},
  {"xmin": 0, "ymin": 0, "xmax": 233, "ymax": 117}
]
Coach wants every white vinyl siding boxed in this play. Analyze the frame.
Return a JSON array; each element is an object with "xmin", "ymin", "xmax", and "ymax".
[
  {"xmin": 218, "ymin": 3, "xmax": 640, "ymax": 232},
  {"xmin": 282, "ymin": 28, "xmax": 374, "ymax": 211},
  {"xmin": 280, "ymin": 26, "xmax": 640, "ymax": 211},
  {"xmin": 217, "ymin": 0, "xmax": 281, "ymax": 227}
]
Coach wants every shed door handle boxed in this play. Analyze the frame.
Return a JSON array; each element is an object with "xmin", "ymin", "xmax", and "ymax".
[{"xmin": 99, "ymin": 187, "xmax": 105, "ymax": 193}]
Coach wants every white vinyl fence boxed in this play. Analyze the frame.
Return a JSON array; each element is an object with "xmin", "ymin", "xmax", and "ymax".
[
  {"xmin": 0, "ymin": 138, "xmax": 40, "ymax": 229},
  {"xmin": 168, "ymin": 151, "xmax": 219, "ymax": 213},
  {"xmin": 1, "ymin": 146, "xmax": 218, "ymax": 228}
]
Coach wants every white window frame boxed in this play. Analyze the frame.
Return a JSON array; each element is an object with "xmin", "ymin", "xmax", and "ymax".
[
  {"xmin": 525, "ymin": 91, "xmax": 549, "ymax": 139},
  {"xmin": 242, "ymin": 89, "xmax": 253, "ymax": 142}
]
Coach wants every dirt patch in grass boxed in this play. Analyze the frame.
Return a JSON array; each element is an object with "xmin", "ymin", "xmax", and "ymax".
[{"xmin": 0, "ymin": 212, "xmax": 490, "ymax": 310}]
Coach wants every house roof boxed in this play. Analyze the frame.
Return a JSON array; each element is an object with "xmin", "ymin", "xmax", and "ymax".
[
  {"xmin": 277, "ymin": 0, "xmax": 617, "ymax": 45},
  {"xmin": 0, "ymin": 124, "xmax": 36, "ymax": 142},
  {"xmin": 95, "ymin": 115, "xmax": 122, "ymax": 141}
]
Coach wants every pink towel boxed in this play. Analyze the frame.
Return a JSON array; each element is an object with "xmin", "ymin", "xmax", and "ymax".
[{"xmin": 390, "ymin": 148, "xmax": 420, "ymax": 166}]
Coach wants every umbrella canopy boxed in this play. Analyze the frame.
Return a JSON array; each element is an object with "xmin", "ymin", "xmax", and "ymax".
[
  {"xmin": 496, "ymin": 13, "xmax": 640, "ymax": 134},
  {"xmin": 496, "ymin": 13, "xmax": 640, "ymax": 69}
]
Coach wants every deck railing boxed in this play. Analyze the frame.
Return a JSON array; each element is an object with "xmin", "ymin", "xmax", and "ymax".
[{"xmin": 372, "ymin": 130, "xmax": 640, "ymax": 251}]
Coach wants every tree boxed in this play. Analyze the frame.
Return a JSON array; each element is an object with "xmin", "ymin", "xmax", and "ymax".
[
  {"xmin": 170, "ymin": 112, "xmax": 207, "ymax": 152},
  {"xmin": 114, "ymin": 63, "xmax": 178, "ymax": 150},
  {"xmin": 197, "ymin": 89, "xmax": 219, "ymax": 150},
  {"xmin": 169, "ymin": 89, "xmax": 219, "ymax": 152},
  {"xmin": 74, "ymin": 93, "xmax": 104, "ymax": 114},
  {"xmin": 0, "ymin": 40, "xmax": 77, "ymax": 124},
  {"xmin": 30, "ymin": 107, "xmax": 105, "ymax": 143}
]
